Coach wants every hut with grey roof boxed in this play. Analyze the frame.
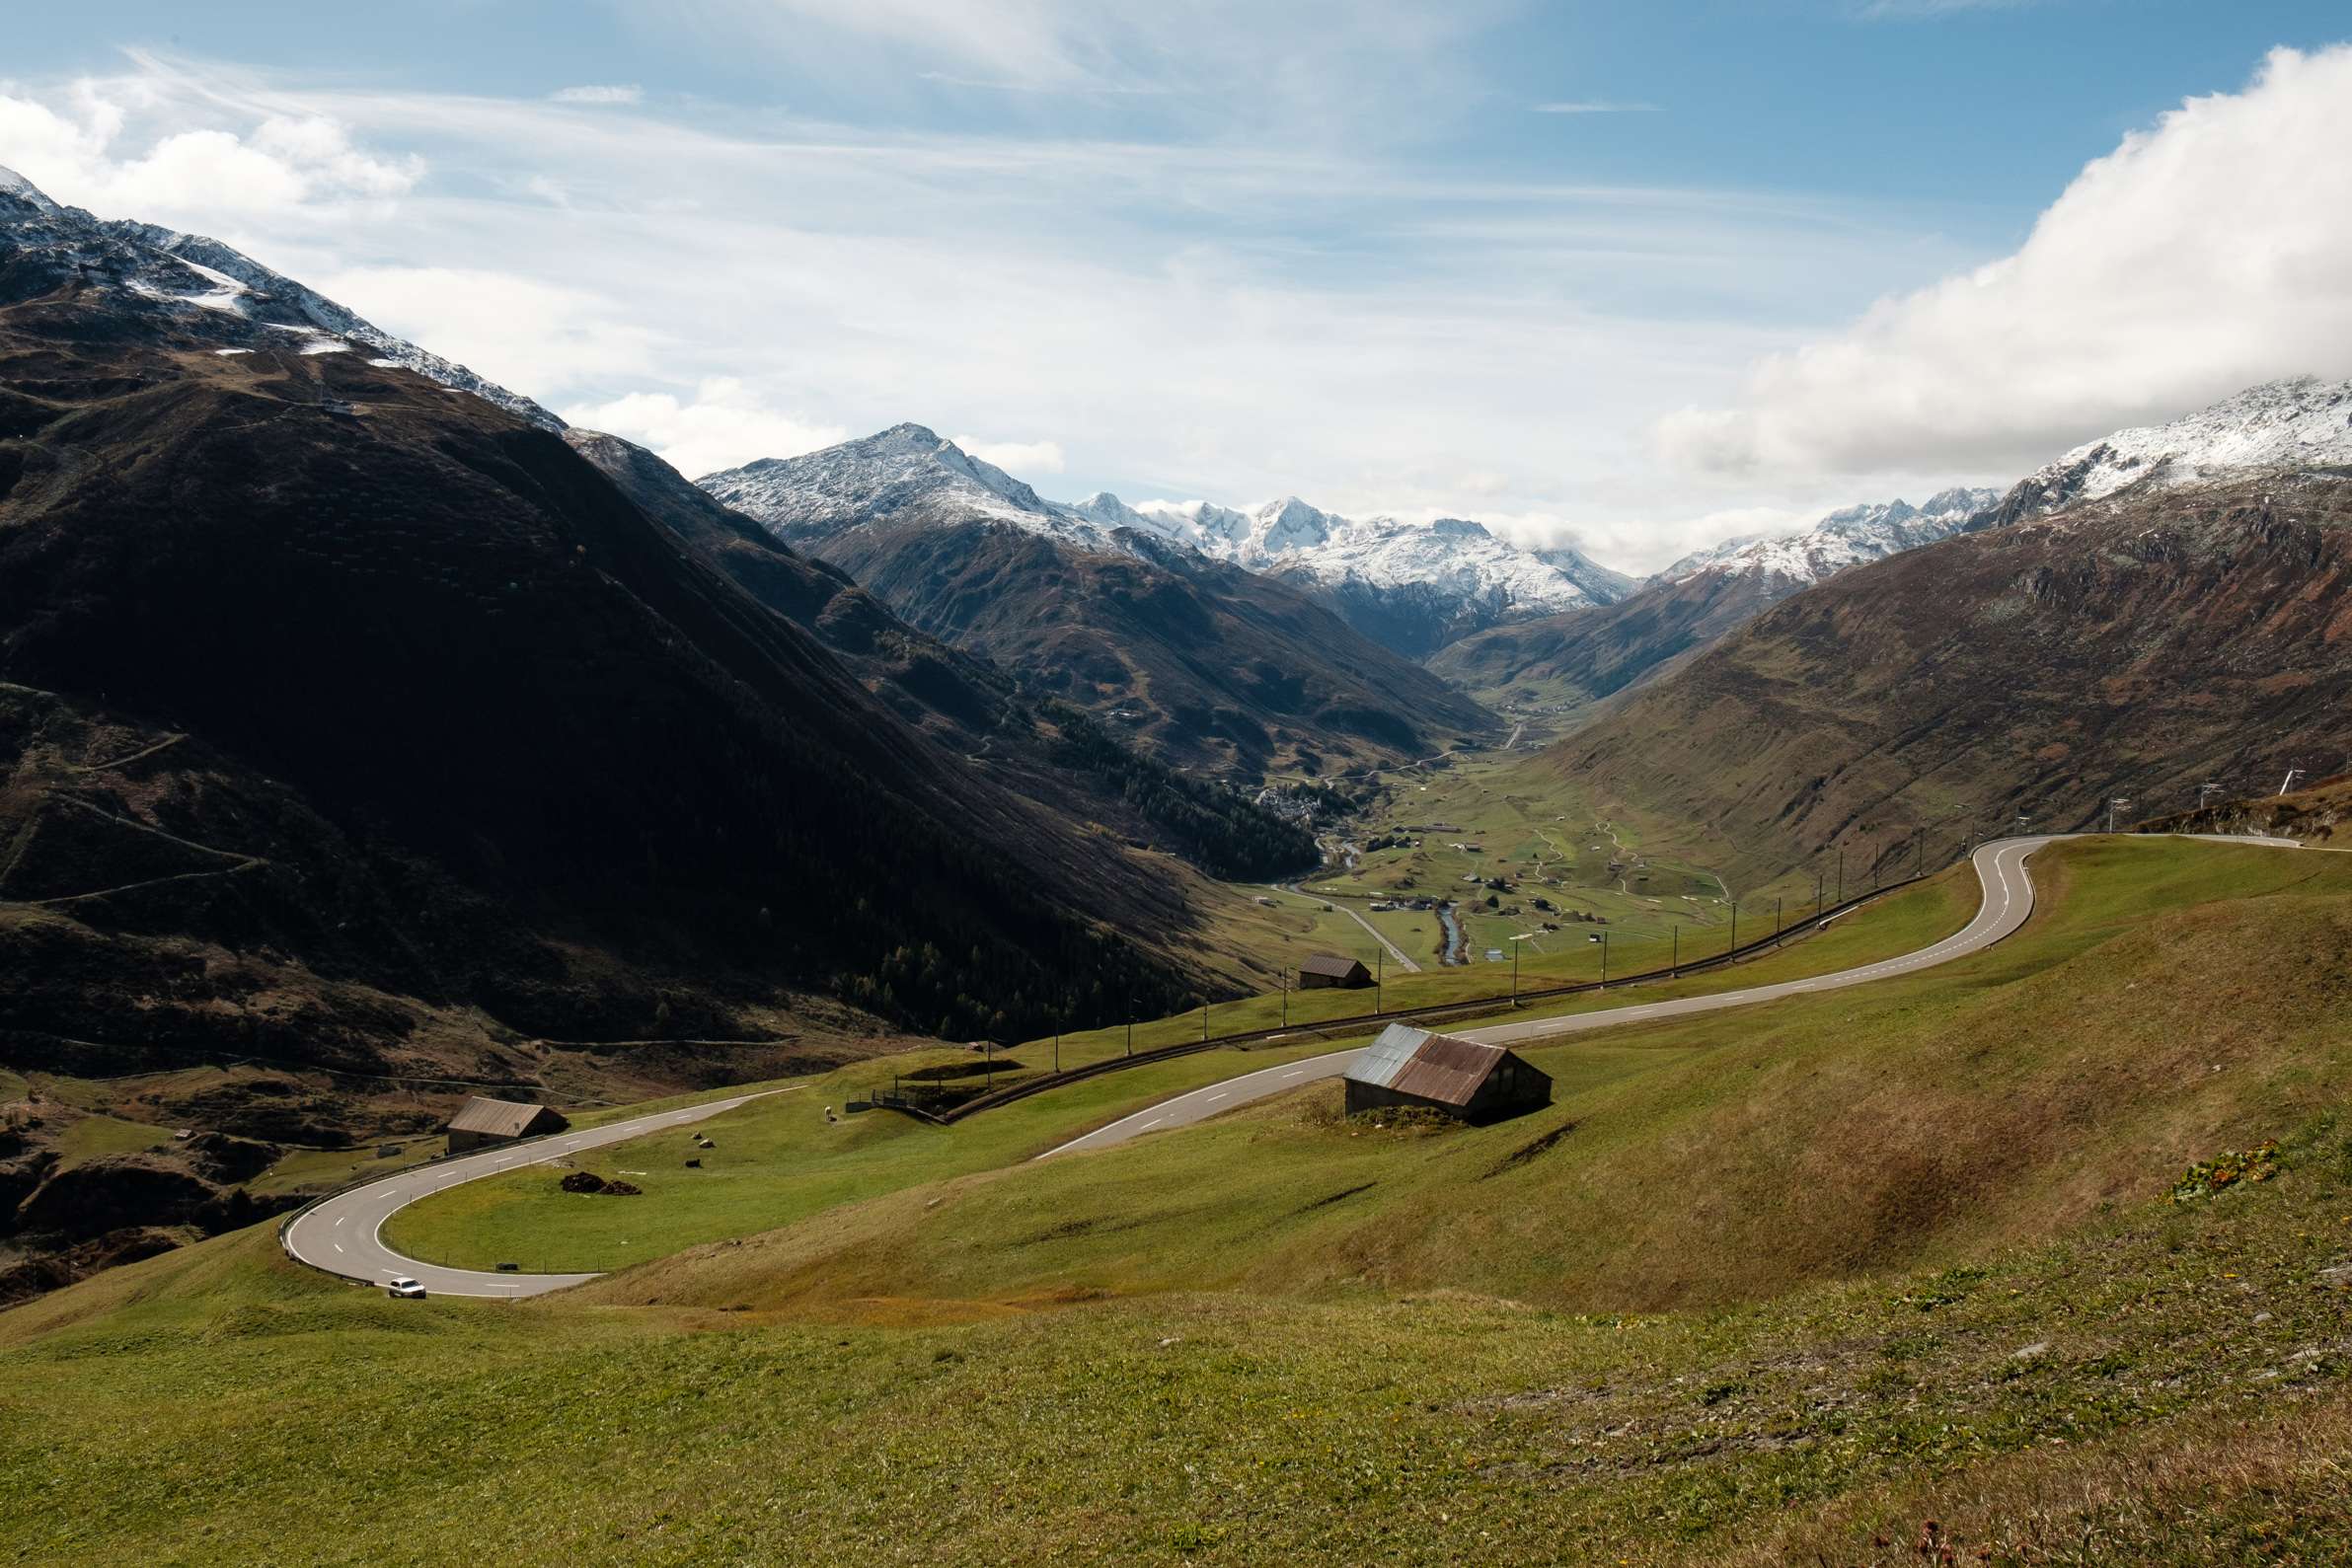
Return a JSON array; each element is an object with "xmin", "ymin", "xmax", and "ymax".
[
  {"xmin": 1342, "ymin": 1024, "xmax": 1550, "ymax": 1123},
  {"xmin": 442, "ymin": 1095, "xmax": 569, "ymax": 1154}
]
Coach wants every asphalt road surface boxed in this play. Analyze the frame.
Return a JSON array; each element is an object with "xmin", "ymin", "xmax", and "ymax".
[
  {"xmin": 1041, "ymin": 834, "xmax": 2089, "ymax": 1159},
  {"xmin": 281, "ymin": 1086, "xmax": 792, "ymax": 1299}
]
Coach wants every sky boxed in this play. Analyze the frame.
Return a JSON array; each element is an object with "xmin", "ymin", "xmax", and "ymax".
[{"xmin": 3, "ymin": 1, "xmax": 2349, "ymax": 571}]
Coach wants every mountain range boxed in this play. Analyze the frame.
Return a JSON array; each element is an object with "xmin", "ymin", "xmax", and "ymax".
[
  {"xmin": 704, "ymin": 430, "xmax": 1634, "ymax": 662},
  {"xmin": 1429, "ymin": 485, "xmax": 2001, "ymax": 718},
  {"xmin": 1549, "ymin": 379, "xmax": 2352, "ymax": 886},
  {"xmin": 702, "ymin": 426, "xmax": 1496, "ymax": 776}
]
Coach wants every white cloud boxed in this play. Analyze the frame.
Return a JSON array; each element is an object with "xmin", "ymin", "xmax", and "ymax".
[
  {"xmin": 1658, "ymin": 44, "xmax": 2352, "ymax": 480},
  {"xmin": 567, "ymin": 380, "xmax": 849, "ymax": 480},
  {"xmin": 0, "ymin": 89, "xmax": 418, "ymax": 222},
  {"xmin": 0, "ymin": 51, "xmax": 2004, "ymax": 574},
  {"xmin": 953, "ymin": 436, "xmax": 1066, "ymax": 477},
  {"xmin": 550, "ymin": 84, "xmax": 645, "ymax": 105},
  {"xmin": 319, "ymin": 264, "xmax": 666, "ymax": 399}
]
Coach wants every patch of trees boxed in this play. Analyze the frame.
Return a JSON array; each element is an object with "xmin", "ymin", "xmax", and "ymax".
[{"xmin": 1039, "ymin": 703, "xmax": 1317, "ymax": 879}]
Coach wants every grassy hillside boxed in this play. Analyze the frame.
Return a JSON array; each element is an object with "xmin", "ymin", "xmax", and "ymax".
[
  {"xmin": 1549, "ymin": 478, "xmax": 2352, "ymax": 890},
  {"xmin": 580, "ymin": 839, "xmax": 2351, "ymax": 1318},
  {"xmin": 10, "ymin": 838, "xmax": 2352, "ymax": 1566},
  {"xmin": 383, "ymin": 864, "xmax": 1977, "ymax": 1274},
  {"xmin": 9, "ymin": 1067, "xmax": 2352, "ymax": 1563}
]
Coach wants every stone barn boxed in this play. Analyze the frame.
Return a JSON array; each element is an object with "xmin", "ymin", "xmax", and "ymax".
[
  {"xmin": 1341, "ymin": 1024, "xmax": 1550, "ymax": 1123},
  {"xmin": 1298, "ymin": 953, "xmax": 1373, "ymax": 990},
  {"xmin": 443, "ymin": 1095, "xmax": 569, "ymax": 1154}
]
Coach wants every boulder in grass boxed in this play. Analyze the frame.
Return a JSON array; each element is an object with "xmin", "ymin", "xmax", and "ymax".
[
  {"xmin": 603, "ymin": 1179, "xmax": 643, "ymax": 1196},
  {"xmin": 559, "ymin": 1170, "xmax": 609, "ymax": 1194}
]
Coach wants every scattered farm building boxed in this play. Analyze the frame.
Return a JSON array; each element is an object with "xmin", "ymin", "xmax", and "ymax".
[
  {"xmin": 443, "ymin": 1095, "xmax": 569, "ymax": 1154},
  {"xmin": 1298, "ymin": 953, "xmax": 1373, "ymax": 990},
  {"xmin": 1342, "ymin": 1025, "xmax": 1551, "ymax": 1123}
]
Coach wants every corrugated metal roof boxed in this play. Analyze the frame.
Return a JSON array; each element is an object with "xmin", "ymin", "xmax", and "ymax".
[
  {"xmin": 1344, "ymin": 1023, "xmax": 1513, "ymax": 1108},
  {"xmin": 1299, "ymin": 953, "xmax": 1369, "ymax": 979},
  {"xmin": 444, "ymin": 1095, "xmax": 559, "ymax": 1138}
]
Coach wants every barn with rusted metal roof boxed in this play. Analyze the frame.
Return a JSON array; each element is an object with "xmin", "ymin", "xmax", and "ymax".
[
  {"xmin": 442, "ymin": 1095, "xmax": 569, "ymax": 1154},
  {"xmin": 1341, "ymin": 1024, "xmax": 1550, "ymax": 1123}
]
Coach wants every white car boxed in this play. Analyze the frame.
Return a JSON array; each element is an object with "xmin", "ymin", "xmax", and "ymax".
[{"xmin": 385, "ymin": 1276, "xmax": 428, "ymax": 1300}]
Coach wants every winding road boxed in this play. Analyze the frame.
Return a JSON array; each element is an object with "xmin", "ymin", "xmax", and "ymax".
[
  {"xmin": 286, "ymin": 833, "xmax": 2306, "ymax": 1294},
  {"xmin": 281, "ymin": 1087, "xmax": 791, "ymax": 1299},
  {"xmin": 1040, "ymin": 835, "xmax": 2069, "ymax": 1158}
]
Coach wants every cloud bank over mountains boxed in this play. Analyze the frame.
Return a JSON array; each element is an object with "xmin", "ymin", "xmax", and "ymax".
[
  {"xmin": 1659, "ymin": 45, "xmax": 2352, "ymax": 483},
  {"xmin": 0, "ymin": 35, "xmax": 2344, "ymax": 571}
]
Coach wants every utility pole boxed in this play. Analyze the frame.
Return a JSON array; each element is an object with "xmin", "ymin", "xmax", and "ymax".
[
  {"xmin": 1774, "ymin": 896, "xmax": 1783, "ymax": 945},
  {"xmin": 1836, "ymin": 846, "xmax": 1845, "ymax": 905},
  {"xmin": 1280, "ymin": 975, "xmax": 1288, "ymax": 1028},
  {"xmin": 1202, "ymin": 1001, "xmax": 1209, "ymax": 1042},
  {"xmin": 1598, "ymin": 930, "xmax": 1609, "ymax": 988},
  {"xmin": 1054, "ymin": 1029, "xmax": 1060, "ymax": 1075},
  {"xmin": 1670, "ymin": 925, "xmax": 1679, "ymax": 977},
  {"xmin": 1125, "ymin": 1010, "xmax": 1133, "ymax": 1058},
  {"xmin": 1914, "ymin": 830, "xmax": 1925, "ymax": 878},
  {"xmin": 1376, "ymin": 947, "xmax": 1384, "ymax": 1012},
  {"xmin": 1728, "ymin": 901, "xmax": 1738, "ymax": 955},
  {"xmin": 1814, "ymin": 869, "xmax": 1824, "ymax": 920}
]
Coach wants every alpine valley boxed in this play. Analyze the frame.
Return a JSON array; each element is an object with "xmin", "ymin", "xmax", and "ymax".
[{"xmin": 12, "ymin": 54, "xmax": 2352, "ymax": 1568}]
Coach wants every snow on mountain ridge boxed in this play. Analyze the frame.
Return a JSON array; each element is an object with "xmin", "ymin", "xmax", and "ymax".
[
  {"xmin": 0, "ymin": 168, "xmax": 559, "ymax": 429},
  {"xmin": 1662, "ymin": 487, "xmax": 2002, "ymax": 588},
  {"xmin": 0, "ymin": 165, "xmax": 60, "ymax": 216},
  {"xmin": 1999, "ymin": 377, "xmax": 2352, "ymax": 520},
  {"xmin": 701, "ymin": 424, "xmax": 1115, "ymax": 550}
]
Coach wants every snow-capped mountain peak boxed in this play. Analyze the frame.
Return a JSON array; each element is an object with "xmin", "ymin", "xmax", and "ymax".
[
  {"xmin": 0, "ymin": 165, "xmax": 60, "ymax": 216},
  {"xmin": 1250, "ymin": 495, "xmax": 1342, "ymax": 555},
  {"xmin": 1663, "ymin": 487, "xmax": 2001, "ymax": 588},
  {"xmin": 1997, "ymin": 377, "xmax": 2352, "ymax": 521},
  {"xmin": 700, "ymin": 426, "xmax": 1115, "ymax": 550}
]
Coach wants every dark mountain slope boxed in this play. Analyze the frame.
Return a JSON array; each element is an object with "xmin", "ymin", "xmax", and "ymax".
[
  {"xmin": 567, "ymin": 430, "xmax": 1318, "ymax": 879},
  {"xmin": 828, "ymin": 518, "xmax": 1494, "ymax": 775},
  {"xmin": 703, "ymin": 428, "xmax": 1496, "ymax": 778},
  {"xmin": 0, "ymin": 256, "xmax": 1209, "ymax": 1084},
  {"xmin": 1547, "ymin": 475, "xmax": 2352, "ymax": 889}
]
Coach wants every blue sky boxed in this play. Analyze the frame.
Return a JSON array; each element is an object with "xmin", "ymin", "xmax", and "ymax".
[{"xmin": 5, "ymin": 1, "xmax": 2349, "ymax": 567}]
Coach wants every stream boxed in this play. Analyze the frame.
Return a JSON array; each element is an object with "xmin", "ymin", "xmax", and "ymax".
[{"xmin": 1436, "ymin": 901, "xmax": 1467, "ymax": 965}]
